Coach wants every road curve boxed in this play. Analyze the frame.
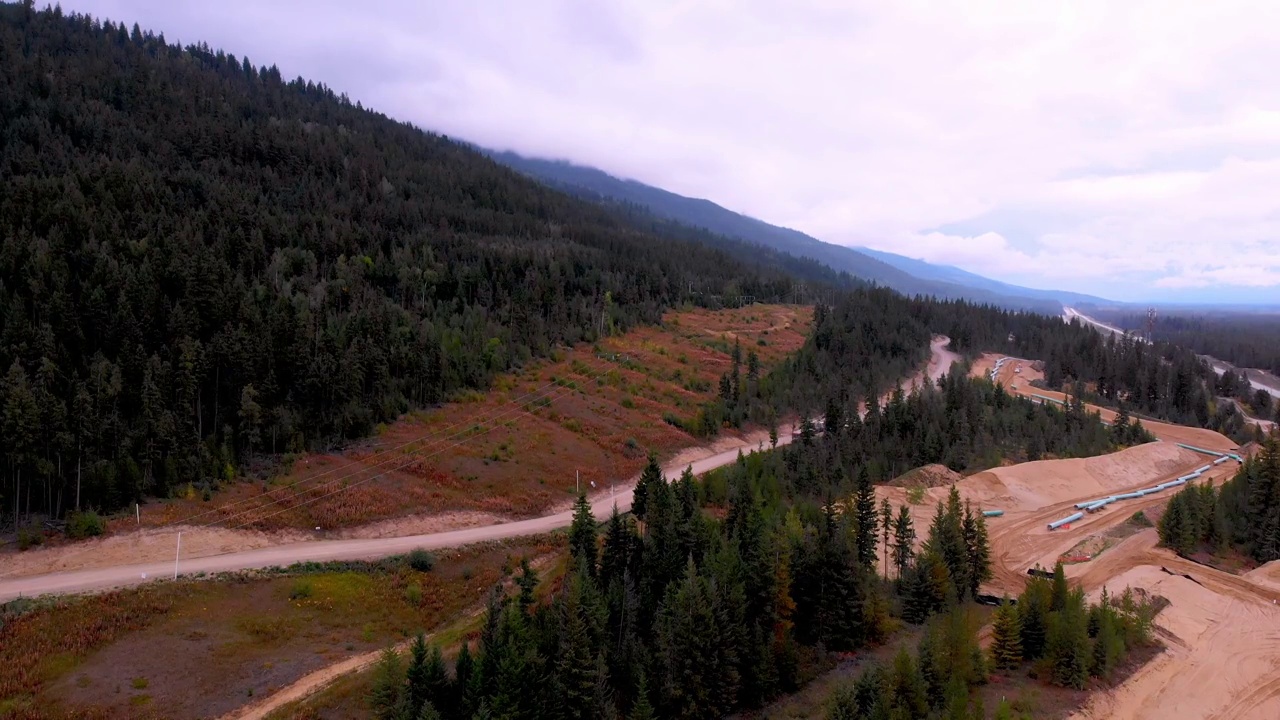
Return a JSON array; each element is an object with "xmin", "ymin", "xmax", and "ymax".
[
  {"xmin": 0, "ymin": 337, "xmax": 960, "ymax": 602},
  {"xmin": 0, "ymin": 438, "xmax": 769, "ymax": 602}
]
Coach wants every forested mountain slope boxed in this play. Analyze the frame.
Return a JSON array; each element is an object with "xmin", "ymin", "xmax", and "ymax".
[
  {"xmin": 0, "ymin": 4, "xmax": 855, "ymax": 523},
  {"xmin": 485, "ymin": 150, "xmax": 1068, "ymax": 312}
]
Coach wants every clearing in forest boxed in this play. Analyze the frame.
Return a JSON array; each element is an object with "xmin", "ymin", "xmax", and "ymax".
[
  {"xmin": 0, "ymin": 537, "xmax": 560, "ymax": 720},
  {"xmin": 121, "ymin": 305, "xmax": 810, "ymax": 534}
]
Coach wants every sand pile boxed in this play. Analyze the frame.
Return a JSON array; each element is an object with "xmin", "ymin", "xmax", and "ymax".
[
  {"xmin": 889, "ymin": 464, "xmax": 963, "ymax": 489},
  {"xmin": 961, "ymin": 442, "xmax": 1200, "ymax": 511}
]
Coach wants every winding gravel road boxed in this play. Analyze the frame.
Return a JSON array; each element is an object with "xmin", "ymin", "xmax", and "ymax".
[{"xmin": 0, "ymin": 337, "xmax": 958, "ymax": 603}]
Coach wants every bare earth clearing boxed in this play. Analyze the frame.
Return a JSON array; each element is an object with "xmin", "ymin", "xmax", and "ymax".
[
  {"xmin": 966, "ymin": 353, "xmax": 1280, "ymax": 719},
  {"xmin": 1, "ymin": 305, "xmax": 809, "ymax": 581}
]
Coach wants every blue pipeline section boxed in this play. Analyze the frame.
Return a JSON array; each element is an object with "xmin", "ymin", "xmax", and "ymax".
[
  {"xmin": 1030, "ymin": 393, "xmax": 1066, "ymax": 405},
  {"xmin": 1048, "ymin": 512, "xmax": 1084, "ymax": 530},
  {"xmin": 1177, "ymin": 443, "xmax": 1243, "ymax": 464},
  {"xmin": 982, "ymin": 509, "xmax": 1004, "ymax": 518}
]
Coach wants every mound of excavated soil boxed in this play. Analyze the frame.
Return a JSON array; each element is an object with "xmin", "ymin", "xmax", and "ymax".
[
  {"xmin": 889, "ymin": 464, "xmax": 963, "ymax": 489},
  {"xmin": 960, "ymin": 442, "xmax": 1201, "ymax": 511}
]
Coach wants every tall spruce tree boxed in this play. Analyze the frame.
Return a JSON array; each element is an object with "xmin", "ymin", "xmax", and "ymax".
[
  {"xmin": 892, "ymin": 504, "xmax": 917, "ymax": 582},
  {"xmin": 853, "ymin": 466, "xmax": 878, "ymax": 569},
  {"xmin": 990, "ymin": 598, "xmax": 1022, "ymax": 671},
  {"xmin": 880, "ymin": 498, "xmax": 894, "ymax": 579},
  {"xmin": 962, "ymin": 502, "xmax": 992, "ymax": 597},
  {"xmin": 569, "ymin": 493, "xmax": 599, "ymax": 577}
]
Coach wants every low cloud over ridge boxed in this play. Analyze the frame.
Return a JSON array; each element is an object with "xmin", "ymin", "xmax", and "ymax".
[{"xmin": 72, "ymin": 0, "xmax": 1280, "ymax": 303}]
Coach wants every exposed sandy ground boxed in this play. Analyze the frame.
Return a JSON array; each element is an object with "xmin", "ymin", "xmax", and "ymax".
[
  {"xmin": 1066, "ymin": 548, "xmax": 1280, "ymax": 720},
  {"xmin": 0, "ymin": 512, "xmax": 499, "ymax": 580},
  {"xmin": 897, "ymin": 370, "xmax": 1279, "ymax": 720}
]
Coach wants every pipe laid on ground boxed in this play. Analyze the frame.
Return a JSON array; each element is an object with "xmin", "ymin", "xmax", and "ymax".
[
  {"xmin": 1048, "ymin": 512, "xmax": 1084, "ymax": 530},
  {"xmin": 982, "ymin": 509, "xmax": 1004, "ymax": 518},
  {"xmin": 1176, "ymin": 443, "xmax": 1226, "ymax": 457},
  {"xmin": 1195, "ymin": 465, "xmax": 1212, "ymax": 474}
]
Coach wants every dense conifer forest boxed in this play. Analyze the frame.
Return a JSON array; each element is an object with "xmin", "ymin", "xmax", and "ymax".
[
  {"xmin": 362, "ymin": 377, "xmax": 1138, "ymax": 720},
  {"xmin": 1159, "ymin": 441, "xmax": 1280, "ymax": 561},
  {"xmin": 0, "ymin": 3, "xmax": 1251, "ymax": 539},
  {"xmin": 825, "ymin": 566, "xmax": 1157, "ymax": 719},
  {"xmin": 0, "ymin": 3, "xmax": 862, "ymax": 526},
  {"xmin": 705, "ymin": 290, "xmax": 1247, "ymax": 443},
  {"xmin": 1091, "ymin": 310, "xmax": 1280, "ymax": 377}
]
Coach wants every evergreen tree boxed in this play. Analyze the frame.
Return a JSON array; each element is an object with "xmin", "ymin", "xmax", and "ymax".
[
  {"xmin": 653, "ymin": 561, "xmax": 740, "ymax": 719},
  {"xmin": 632, "ymin": 455, "xmax": 662, "ymax": 522},
  {"xmin": 1018, "ymin": 575, "xmax": 1052, "ymax": 660},
  {"xmin": 1050, "ymin": 563, "xmax": 1069, "ymax": 612},
  {"xmin": 629, "ymin": 669, "xmax": 655, "ymax": 720},
  {"xmin": 569, "ymin": 493, "xmax": 599, "ymax": 576},
  {"xmin": 516, "ymin": 558, "xmax": 539, "ymax": 614},
  {"xmin": 405, "ymin": 634, "xmax": 430, "ymax": 718},
  {"xmin": 453, "ymin": 643, "xmax": 476, "ymax": 720},
  {"xmin": 1045, "ymin": 588, "xmax": 1090, "ymax": 690},
  {"xmin": 923, "ymin": 489, "xmax": 969, "ymax": 600},
  {"xmin": 551, "ymin": 571, "xmax": 600, "ymax": 720},
  {"xmin": 886, "ymin": 646, "xmax": 930, "ymax": 719},
  {"xmin": 892, "ymin": 504, "xmax": 916, "ymax": 581},
  {"xmin": 600, "ymin": 507, "xmax": 634, "ymax": 588},
  {"xmin": 880, "ymin": 497, "xmax": 894, "ymax": 580},
  {"xmin": 962, "ymin": 502, "xmax": 992, "ymax": 597},
  {"xmin": 990, "ymin": 598, "xmax": 1022, "ymax": 672},
  {"xmin": 369, "ymin": 647, "xmax": 406, "ymax": 720},
  {"xmin": 853, "ymin": 466, "xmax": 878, "ymax": 569}
]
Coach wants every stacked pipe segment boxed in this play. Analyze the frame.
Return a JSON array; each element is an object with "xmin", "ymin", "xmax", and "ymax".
[{"xmin": 1048, "ymin": 512, "xmax": 1084, "ymax": 530}]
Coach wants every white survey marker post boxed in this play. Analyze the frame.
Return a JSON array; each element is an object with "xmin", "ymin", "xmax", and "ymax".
[{"xmin": 174, "ymin": 531, "xmax": 182, "ymax": 579}]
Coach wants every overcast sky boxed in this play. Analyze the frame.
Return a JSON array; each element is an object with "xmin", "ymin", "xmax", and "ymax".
[{"xmin": 68, "ymin": 0, "xmax": 1280, "ymax": 304}]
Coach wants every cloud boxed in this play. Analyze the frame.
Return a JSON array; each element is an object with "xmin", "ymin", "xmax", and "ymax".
[{"xmin": 65, "ymin": 0, "xmax": 1280, "ymax": 302}]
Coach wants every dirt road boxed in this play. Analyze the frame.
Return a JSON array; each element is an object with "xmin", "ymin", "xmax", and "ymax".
[
  {"xmin": 0, "ymin": 432, "xmax": 777, "ymax": 602},
  {"xmin": 0, "ymin": 337, "xmax": 962, "ymax": 603}
]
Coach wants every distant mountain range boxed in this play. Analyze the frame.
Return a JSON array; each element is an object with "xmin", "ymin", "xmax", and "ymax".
[
  {"xmin": 852, "ymin": 247, "xmax": 1111, "ymax": 308},
  {"xmin": 484, "ymin": 149, "xmax": 1116, "ymax": 312}
]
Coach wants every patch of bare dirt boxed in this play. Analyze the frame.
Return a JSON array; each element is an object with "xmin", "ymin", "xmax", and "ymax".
[{"xmin": 888, "ymin": 464, "xmax": 962, "ymax": 489}]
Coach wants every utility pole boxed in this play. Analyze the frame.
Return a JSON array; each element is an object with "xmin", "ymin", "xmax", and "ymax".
[
  {"xmin": 576, "ymin": 470, "xmax": 580, "ymax": 496},
  {"xmin": 174, "ymin": 531, "xmax": 182, "ymax": 579}
]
